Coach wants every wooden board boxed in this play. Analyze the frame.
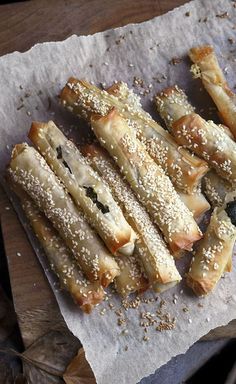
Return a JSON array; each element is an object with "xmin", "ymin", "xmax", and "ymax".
[{"xmin": 0, "ymin": 0, "xmax": 236, "ymax": 348}]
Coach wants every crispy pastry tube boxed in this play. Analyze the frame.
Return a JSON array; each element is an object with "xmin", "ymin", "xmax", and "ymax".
[
  {"xmin": 11, "ymin": 184, "xmax": 104, "ymax": 313},
  {"xmin": 107, "ymin": 82, "xmax": 210, "ymax": 221},
  {"xmin": 8, "ymin": 143, "xmax": 120, "ymax": 287},
  {"xmin": 90, "ymin": 110, "xmax": 202, "ymax": 253},
  {"xmin": 177, "ymin": 190, "xmax": 210, "ymax": 222},
  {"xmin": 83, "ymin": 144, "xmax": 181, "ymax": 288},
  {"xmin": 156, "ymin": 84, "xmax": 235, "ymax": 139},
  {"xmin": 172, "ymin": 113, "xmax": 236, "ymax": 184},
  {"xmin": 203, "ymin": 170, "xmax": 234, "ymax": 208},
  {"xmin": 60, "ymin": 78, "xmax": 209, "ymax": 193},
  {"xmin": 189, "ymin": 45, "xmax": 236, "ymax": 139},
  {"xmin": 106, "ymin": 81, "xmax": 143, "ymax": 113},
  {"xmin": 187, "ymin": 206, "xmax": 236, "ymax": 296},
  {"xmin": 29, "ymin": 121, "xmax": 135, "ymax": 257},
  {"xmin": 114, "ymin": 254, "xmax": 148, "ymax": 296},
  {"xmin": 155, "ymin": 85, "xmax": 195, "ymax": 132}
]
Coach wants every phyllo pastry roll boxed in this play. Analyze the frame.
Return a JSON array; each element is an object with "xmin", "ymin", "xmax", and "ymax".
[
  {"xmin": 83, "ymin": 144, "xmax": 181, "ymax": 288},
  {"xmin": 114, "ymin": 254, "xmax": 148, "ymax": 297},
  {"xmin": 107, "ymin": 82, "xmax": 210, "ymax": 221},
  {"xmin": 177, "ymin": 190, "xmax": 210, "ymax": 222},
  {"xmin": 203, "ymin": 170, "xmax": 235, "ymax": 208},
  {"xmin": 189, "ymin": 45, "xmax": 236, "ymax": 139},
  {"xmin": 60, "ymin": 78, "xmax": 208, "ymax": 193},
  {"xmin": 84, "ymin": 143, "xmax": 181, "ymax": 282},
  {"xmin": 90, "ymin": 109, "xmax": 202, "ymax": 253},
  {"xmin": 11, "ymin": 184, "xmax": 104, "ymax": 313},
  {"xmin": 155, "ymin": 84, "xmax": 235, "ymax": 138},
  {"xmin": 155, "ymin": 85, "xmax": 195, "ymax": 132},
  {"xmin": 187, "ymin": 203, "xmax": 236, "ymax": 296},
  {"xmin": 172, "ymin": 113, "xmax": 236, "ymax": 184},
  {"xmin": 29, "ymin": 120, "xmax": 135, "ymax": 257},
  {"xmin": 8, "ymin": 143, "xmax": 120, "ymax": 287}
]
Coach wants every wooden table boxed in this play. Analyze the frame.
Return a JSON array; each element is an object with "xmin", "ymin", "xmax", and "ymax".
[{"xmin": 0, "ymin": 0, "xmax": 235, "ymax": 352}]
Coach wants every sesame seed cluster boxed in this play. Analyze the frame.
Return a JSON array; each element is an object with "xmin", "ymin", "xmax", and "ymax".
[
  {"xmin": 61, "ymin": 78, "xmax": 208, "ymax": 193},
  {"xmin": 14, "ymin": 185, "xmax": 105, "ymax": 313},
  {"xmin": 85, "ymin": 146, "xmax": 181, "ymax": 287},
  {"xmin": 8, "ymin": 144, "xmax": 120, "ymax": 287},
  {"xmin": 155, "ymin": 85, "xmax": 195, "ymax": 131},
  {"xmin": 90, "ymin": 111, "xmax": 202, "ymax": 253},
  {"xmin": 29, "ymin": 121, "xmax": 135, "ymax": 256},
  {"xmin": 172, "ymin": 115, "xmax": 236, "ymax": 184},
  {"xmin": 6, "ymin": 41, "xmax": 236, "ymax": 334}
]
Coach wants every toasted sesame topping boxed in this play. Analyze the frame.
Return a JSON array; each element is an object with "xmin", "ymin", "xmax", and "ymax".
[
  {"xmin": 87, "ymin": 150, "xmax": 181, "ymax": 284},
  {"xmin": 61, "ymin": 79, "xmax": 207, "ymax": 193},
  {"xmin": 9, "ymin": 144, "xmax": 119, "ymax": 285}
]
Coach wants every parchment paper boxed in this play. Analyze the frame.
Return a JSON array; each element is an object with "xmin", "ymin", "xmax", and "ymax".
[{"xmin": 1, "ymin": 0, "xmax": 236, "ymax": 383}]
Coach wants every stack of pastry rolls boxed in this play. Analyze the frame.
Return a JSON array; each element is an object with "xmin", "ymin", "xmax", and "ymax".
[
  {"xmin": 189, "ymin": 45, "xmax": 236, "ymax": 140},
  {"xmin": 82, "ymin": 144, "xmax": 181, "ymax": 292},
  {"xmin": 8, "ymin": 43, "xmax": 235, "ymax": 308},
  {"xmin": 60, "ymin": 78, "xmax": 209, "ymax": 193},
  {"xmin": 7, "ymin": 116, "xmax": 185, "ymax": 311},
  {"xmin": 59, "ymin": 76, "xmax": 214, "ymax": 299},
  {"xmin": 154, "ymin": 46, "xmax": 236, "ymax": 295},
  {"xmin": 8, "ymin": 136, "xmax": 151, "ymax": 312}
]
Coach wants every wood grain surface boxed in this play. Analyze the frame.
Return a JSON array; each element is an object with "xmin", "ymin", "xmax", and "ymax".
[
  {"xmin": 0, "ymin": 0, "xmax": 187, "ymax": 55},
  {"xmin": 0, "ymin": 0, "xmax": 235, "ymax": 349}
]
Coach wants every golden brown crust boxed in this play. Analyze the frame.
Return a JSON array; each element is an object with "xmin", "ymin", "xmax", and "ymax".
[
  {"xmin": 186, "ymin": 208, "xmax": 236, "ymax": 296},
  {"xmin": 106, "ymin": 82, "xmax": 123, "ymax": 96},
  {"xmin": 172, "ymin": 113, "xmax": 236, "ymax": 184},
  {"xmin": 177, "ymin": 190, "xmax": 210, "ymax": 222},
  {"xmin": 29, "ymin": 120, "xmax": 135, "ymax": 257},
  {"xmin": 189, "ymin": 45, "xmax": 236, "ymax": 139},
  {"xmin": 84, "ymin": 142, "xmax": 181, "ymax": 290},
  {"xmin": 155, "ymin": 85, "xmax": 195, "ymax": 132},
  {"xmin": 90, "ymin": 109, "xmax": 202, "ymax": 253},
  {"xmin": 61, "ymin": 77, "xmax": 209, "ymax": 193},
  {"xmin": 186, "ymin": 274, "xmax": 213, "ymax": 296},
  {"xmin": 189, "ymin": 45, "xmax": 214, "ymax": 63},
  {"xmin": 8, "ymin": 143, "xmax": 120, "ymax": 287},
  {"xmin": 9, "ymin": 182, "xmax": 105, "ymax": 313}
]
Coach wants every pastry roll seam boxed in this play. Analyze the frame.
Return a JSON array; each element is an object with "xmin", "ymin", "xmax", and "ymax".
[
  {"xmin": 90, "ymin": 109, "xmax": 202, "ymax": 253},
  {"xmin": 28, "ymin": 120, "xmax": 135, "ymax": 256},
  {"xmin": 8, "ymin": 143, "xmax": 120, "ymax": 287}
]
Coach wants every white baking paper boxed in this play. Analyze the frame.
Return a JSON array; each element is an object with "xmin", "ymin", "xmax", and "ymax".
[{"xmin": 0, "ymin": 0, "xmax": 236, "ymax": 383}]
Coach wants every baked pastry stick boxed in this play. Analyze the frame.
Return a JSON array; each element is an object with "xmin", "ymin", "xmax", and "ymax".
[
  {"xmin": 177, "ymin": 190, "xmax": 210, "ymax": 222},
  {"xmin": 90, "ymin": 109, "xmax": 202, "ymax": 253},
  {"xmin": 203, "ymin": 170, "xmax": 234, "ymax": 208},
  {"xmin": 189, "ymin": 45, "xmax": 236, "ymax": 139},
  {"xmin": 114, "ymin": 254, "xmax": 148, "ymax": 296},
  {"xmin": 155, "ymin": 85, "xmax": 195, "ymax": 132},
  {"xmin": 107, "ymin": 82, "xmax": 210, "ymax": 221},
  {"xmin": 156, "ymin": 84, "xmax": 234, "ymax": 139},
  {"xmin": 187, "ymin": 204, "xmax": 236, "ymax": 296},
  {"xmin": 8, "ymin": 143, "xmax": 120, "ymax": 287},
  {"xmin": 12, "ymin": 172, "xmax": 144, "ymax": 299},
  {"xmin": 10, "ymin": 184, "xmax": 105, "ymax": 313},
  {"xmin": 83, "ymin": 144, "xmax": 181, "ymax": 290},
  {"xmin": 172, "ymin": 113, "xmax": 236, "ymax": 184},
  {"xmin": 29, "ymin": 121, "xmax": 135, "ymax": 257},
  {"xmin": 156, "ymin": 86, "xmax": 236, "ymax": 184},
  {"xmin": 60, "ymin": 78, "xmax": 209, "ymax": 193}
]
